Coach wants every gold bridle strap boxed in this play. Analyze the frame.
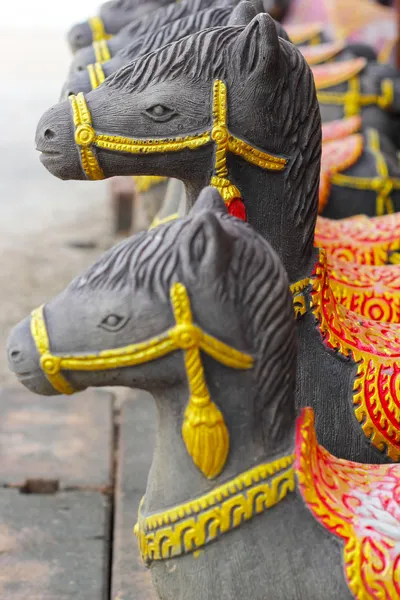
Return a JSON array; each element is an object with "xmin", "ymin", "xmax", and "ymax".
[
  {"xmin": 93, "ymin": 39, "xmax": 111, "ymax": 64},
  {"xmin": 68, "ymin": 80, "xmax": 288, "ymax": 205},
  {"xmin": 88, "ymin": 16, "xmax": 112, "ymax": 43},
  {"xmin": 331, "ymin": 129, "xmax": 400, "ymax": 216},
  {"xmin": 31, "ymin": 283, "xmax": 253, "ymax": 479},
  {"xmin": 317, "ymin": 77, "xmax": 394, "ymax": 118},
  {"xmin": 87, "ymin": 62, "xmax": 106, "ymax": 90}
]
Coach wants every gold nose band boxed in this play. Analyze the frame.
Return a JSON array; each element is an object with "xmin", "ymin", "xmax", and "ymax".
[
  {"xmin": 88, "ymin": 16, "xmax": 112, "ymax": 42},
  {"xmin": 69, "ymin": 79, "xmax": 288, "ymax": 206},
  {"xmin": 31, "ymin": 283, "xmax": 253, "ymax": 478}
]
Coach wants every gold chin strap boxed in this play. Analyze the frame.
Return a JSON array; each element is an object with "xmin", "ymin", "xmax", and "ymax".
[
  {"xmin": 88, "ymin": 16, "xmax": 112, "ymax": 43},
  {"xmin": 30, "ymin": 283, "xmax": 253, "ymax": 479},
  {"xmin": 68, "ymin": 79, "xmax": 288, "ymax": 206}
]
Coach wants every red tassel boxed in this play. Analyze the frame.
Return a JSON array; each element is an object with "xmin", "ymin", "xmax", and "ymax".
[{"xmin": 228, "ymin": 198, "xmax": 247, "ymax": 221}]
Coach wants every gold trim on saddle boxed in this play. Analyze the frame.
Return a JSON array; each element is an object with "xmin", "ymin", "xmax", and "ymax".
[
  {"xmin": 300, "ymin": 41, "xmax": 345, "ymax": 66},
  {"xmin": 311, "ymin": 250, "xmax": 400, "ymax": 460},
  {"xmin": 88, "ymin": 16, "xmax": 112, "ymax": 43},
  {"xmin": 330, "ymin": 129, "xmax": 400, "ymax": 216},
  {"xmin": 68, "ymin": 80, "xmax": 288, "ymax": 206},
  {"xmin": 296, "ymin": 407, "xmax": 400, "ymax": 600},
  {"xmin": 313, "ymin": 58, "xmax": 394, "ymax": 117},
  {"xmin": 135, "ymin": 453, "xmax": 295, "ymax": 564},
  {"xmin": 285, "ymin": 23, "xmax": 323, "ymax": 46},
  {"xmin": 30, "ymin": 283, "xmax": 254, "ymax": 479}
]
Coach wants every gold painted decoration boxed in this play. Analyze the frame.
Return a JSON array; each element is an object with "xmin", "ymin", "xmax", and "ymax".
[
  {"xmin": 296, "ymin": 407, "xmax": 400, "ymax": 599},
  {"xmin": 133, "ymin": 175, "xmax": 168, "ymax": 193},
  {"xmin": 315, "ymin": 212, "xmax": 400, "ymax": 265},
  {"xmin": 300, "ymin": 41, "xmax": 345, "ymax": 66},
  {"xmin": 290, "ymin": 278, "xmax": 310, "ymax": 319},
  {"xmin": 135, "ymin": 454, "xmax": 295, "ymax": 563},
  {"xmin": 313, "ymin": 58, "xmax": 394, "ymax": 118},
  {"xmin": 312, "ymin": 250, "xmax": 400, "ymax": 460},
  {"xmin": 88, "ymin": 16, "xmax": 112, "ymax": 43},
  {"xmin": 330, "ymin": 129, "xmax": 400, "ymax": 216},
  {"xmin": 30, "ymin": 283, "xmax": 253, "ymax": 477},
  {"xmin": 68, "ymin": 81, "xmax": 288, "ymax": 204},
  {"xmin": 285, "ymin": 23, "xmax": 323, "ymax": 46},
  {"xmin": 93, "ymin": 39, "xmax": 111, "ymax": 64},
  {"xmin": 149, "ymin": 213, "xmax": 179, "ymax": 230},
  {"xmin": 87, "ymin": 62, "xmax": 106, "ymax": 90},
  {"xmin": 321, "ymin": 116, "xmax": 361, "ymax": 143},
  {"xmin": 319, "ymin": 134, "xmax": 364, "ymax": 213}
]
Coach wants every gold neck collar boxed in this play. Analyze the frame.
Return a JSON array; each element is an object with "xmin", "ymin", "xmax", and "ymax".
[{"xmin": 135, "ymin": 453, "xmax": 295, "ymax": 564}]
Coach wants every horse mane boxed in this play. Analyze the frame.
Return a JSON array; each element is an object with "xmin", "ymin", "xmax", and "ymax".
[
  {"xmin": 119, "ymin": 7, "xmax": 231, "ymax": 61},
  {"xmin": 71, "ymin": 208, "xmax": 296, "ymax": 444},
  {"xmin": 106, "ymin": 26, "xmax": 243, "ymax": 92}
]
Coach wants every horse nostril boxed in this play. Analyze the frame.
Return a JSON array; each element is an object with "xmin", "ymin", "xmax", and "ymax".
[
  {"xmin": 44, "ymin": 128, "xmax": 55, "ymax": 140},
  {"xmin": 10, "ymin": 349, "xmax": 22, "ymax": 361}
]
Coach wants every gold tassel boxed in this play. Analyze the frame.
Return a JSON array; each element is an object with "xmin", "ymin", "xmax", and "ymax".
[
  {"xmin": 211, "ymin": 176, "xmax": 242, "ymax": 206},
  {"xmin": 182, "ymin": 394, "xmax": 229, "ymax": 480}
]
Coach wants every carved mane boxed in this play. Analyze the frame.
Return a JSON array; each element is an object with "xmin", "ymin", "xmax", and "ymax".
[{"xmin": 72, "ymin": 202, "xmax": 296, "ymax": 443}]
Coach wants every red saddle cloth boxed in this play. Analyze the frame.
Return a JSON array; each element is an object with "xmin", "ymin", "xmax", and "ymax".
[
  {"xmin": 312, "ymin": 57, "xmax": 367, "ymax": 90},
  {"xmin": 322, "ymin": 117, "xmax": 362, "ymax": 144},
  {"xmin": 296, "ymin": 408, "xmax": 400, "ymax": 599},
  {"xmin": 300, "ymin": 41, "xmax": 345, "ymax": 65}
]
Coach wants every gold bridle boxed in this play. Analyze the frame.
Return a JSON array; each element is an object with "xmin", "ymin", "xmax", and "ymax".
[
  {"xmin": 88, "ymin": 16, "xmax": 113, "ymax": 43},
  {"xmin": 30, "ymin": 282, "xmax": 253, "ymax": 479},
  {"xmin": 69, "ymin": 79, "xmax": 288, "ymax": 206}
]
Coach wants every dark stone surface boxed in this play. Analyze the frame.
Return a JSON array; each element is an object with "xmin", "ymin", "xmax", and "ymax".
[
  {"xmin": 111, "ymin": 390, "xmax": 157, "ymax": 600},
  {"xmin": 0, "ymin": 488, "xmax": 110, "ymax": 600},
  {"xmin": 0, "ymin": 388, "xmax": 113, "ymax": 488}
]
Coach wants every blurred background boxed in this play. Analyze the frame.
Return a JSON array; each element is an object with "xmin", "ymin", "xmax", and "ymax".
[{"xmin": 0, "ymin": 0, "xmax": 111, "ymax": 384}]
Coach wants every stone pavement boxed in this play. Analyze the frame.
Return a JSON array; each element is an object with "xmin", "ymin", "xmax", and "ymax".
[{"xmin": 0, "ymin": 386, "xmax": 157, "ymax": 599}]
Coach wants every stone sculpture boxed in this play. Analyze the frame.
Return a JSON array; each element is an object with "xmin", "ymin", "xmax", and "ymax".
[
  {"xmin": 7, "ymin": 188, "xmax": 400, "ymax": 600},
  {"xmin": 67, "ymin": 0, "xmax": 175, "ymax": 53},
  {"xmin": 35, "ymin": 12, "xmax": 400, "ymax": 463}
]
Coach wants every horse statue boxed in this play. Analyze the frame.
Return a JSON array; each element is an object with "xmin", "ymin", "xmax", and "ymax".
[
  {"xmin": 7, "ymin": 188, "xmax": 400, "ymax": 600},
  {"xmin": 67, "ymin": 0, "xmax": 175, "ymax": 53},
  {"xmin": 35, "ymin": 12, "xmax": 400, "ymax": 463},
  {"xmin": 312, "ymin": 59, "xmax": 400, "ymax": 148},
  {"xmin": 62, "ymin": 2, "xmax": 290, "ymax": 97}
]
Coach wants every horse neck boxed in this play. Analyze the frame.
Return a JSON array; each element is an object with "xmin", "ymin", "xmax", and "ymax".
[
  {"xmin": 184, "ymin": 165, "xmax": 318, "ymax": 284},
  {"xmin": 143, "ymin": 361, "xmax": 296, "ymax": 514}
]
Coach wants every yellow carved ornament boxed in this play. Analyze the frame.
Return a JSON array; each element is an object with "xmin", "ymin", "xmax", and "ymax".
[
  {"xmin": 87, "ymin": 62, "xmax": 106, "ymax": 90},
  {"xmin": 296, "ymin": 407, "xmax": 400, "ymax": 600},
  {"xmin": 313, "ymin": 58, "xmax": 394, "ymax": 117},
  {"xmin": 88, "ymin": 16, "xmax": 112, "ymax": 43},
  {"xmin": 331, "ymin": 129, "xmax": 400, "ymax": 217},
  {"xmin": 312, "ymin": 250, "xmax": 400, "ymax": 460},
  {"xmin": 133, "ymin": 175, "xmax": 168, "ymax": 193},
  {"xmin": 68, "ymin": 80, "xmax": 288, "ymax": 205},
  {"xmin": 135, "ymin": 453, "xmax": 295, "ymax": 563},
  {"xmin": 93, "ymin": 39, "xmax": 111, "ymax": 64},
  {"xmin": 30, "ymin": 283, "xmax": 253, "ymax": 479}
]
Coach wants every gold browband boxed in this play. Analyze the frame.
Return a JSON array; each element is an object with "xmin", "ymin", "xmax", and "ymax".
[
  {"xmin": 68, "ymin": 79, "xmax": 288, "ymax": 205},
  {"xmin": 30, "ymin": 282, "xmax": 253, "ymax": 479},
  {"xmin": 317, "ymin": 77, "xmax": 394, "ymax": 118},
  {"xmin": 135, "ymin": 453, "xmax": 295, "ymax": 563}
]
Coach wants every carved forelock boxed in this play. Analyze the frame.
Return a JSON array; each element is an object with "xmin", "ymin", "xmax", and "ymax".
[
  {"xmin": 71, "ymin": 211, "xmax": 296, "ymax": 435},
  {"xmin": 120, "ymin": 7, "xmax": 231, "ymax": 61}
]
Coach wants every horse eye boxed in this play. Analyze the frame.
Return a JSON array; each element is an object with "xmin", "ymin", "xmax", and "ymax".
[
  {"xmin": 100, "ymin": 314, "xmax": 125, "ymax": 331},
  {"xmin": 145, "ymin": 105, "xmax": 176, "ymax": 122}
]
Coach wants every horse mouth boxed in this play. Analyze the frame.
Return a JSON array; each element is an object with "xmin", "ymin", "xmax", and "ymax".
[{"xmin": 37, "ymin": 149, "xmax": 61, "ymax": 157}]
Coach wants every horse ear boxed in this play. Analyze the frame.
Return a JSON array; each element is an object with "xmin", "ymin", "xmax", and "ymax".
[
  {"xmin": 180, "ymin": 205, "xmax": 234, "ymax": 285},
  {"xmin": 189, "ymin": 186, "xmax": 228, "ymax": 217},
  {"xmin": 227, "ymin": 1, "xmax": 258, "ymax": 27},
  {"xmin": 234, "ymin": 13, "xmax": 280, "ymax": 78}
]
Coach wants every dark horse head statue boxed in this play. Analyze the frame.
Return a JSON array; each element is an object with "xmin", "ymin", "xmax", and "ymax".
[
  {"xmin": 62, "ymin": 2, "xmax": 290, "ymax": 98},
  {"xmin": 37, "ymin": 12, "xmax": 320, "ymax": 283},
  {"xmin": 8, "ymin": 187, "xmax": 296, "ymax": 486},
  {"xmin": 67, "ymin": 0, "xmax": 174, "ymax": 53}
]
